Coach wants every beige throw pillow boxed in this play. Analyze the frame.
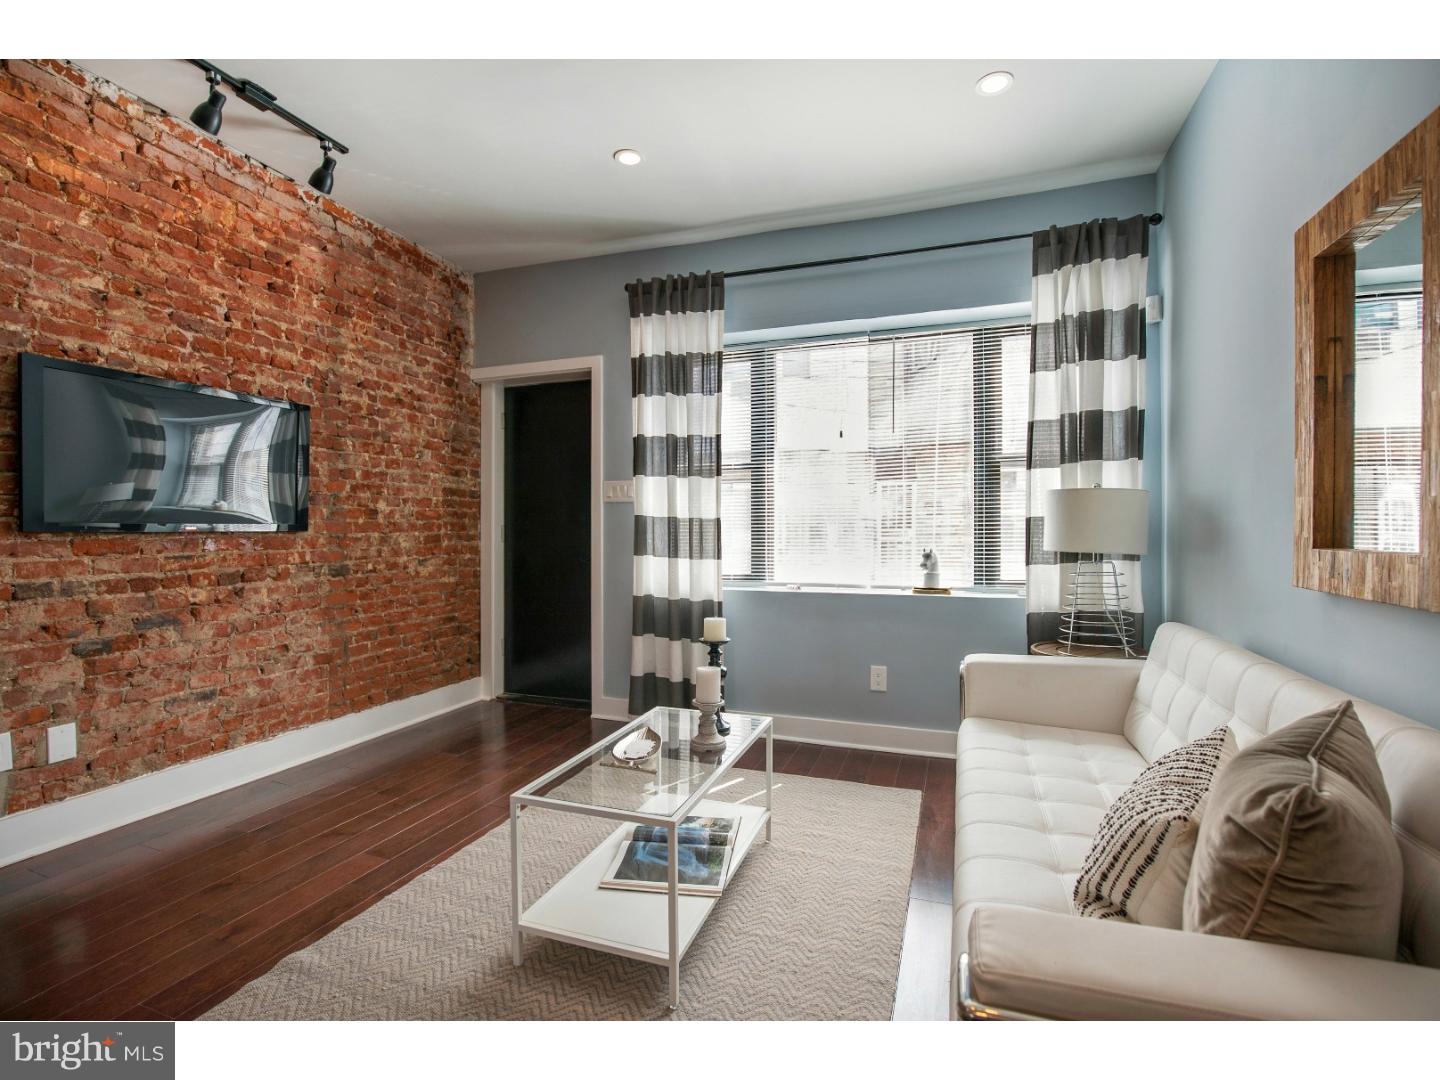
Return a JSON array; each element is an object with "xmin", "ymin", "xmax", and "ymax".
[
  {"xmin": 1073, "ymin": 724, "xmax": 1236, "ymax": 928},
  {"xmin": 1183, "ymin": 700, "xmax": 1403, "ymax": 960}
]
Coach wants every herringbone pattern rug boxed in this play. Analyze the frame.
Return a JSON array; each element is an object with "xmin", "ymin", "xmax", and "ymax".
[{"xmin": 202, "ymin": 770, "xmax": 921, "ymax": 1020}]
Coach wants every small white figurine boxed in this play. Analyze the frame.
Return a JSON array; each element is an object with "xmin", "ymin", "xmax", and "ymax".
[{"xmin": 919, "ymin": 548, "xmax": 941, "ymax": 590}]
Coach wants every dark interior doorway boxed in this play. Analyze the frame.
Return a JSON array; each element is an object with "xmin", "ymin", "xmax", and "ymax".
[{"xmin": 503, "ymin": 379, "xmax": 591, "ymax": 707}]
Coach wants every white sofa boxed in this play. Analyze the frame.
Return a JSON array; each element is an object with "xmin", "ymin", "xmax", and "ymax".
[{"xmin": 952, "ymin": 621, "xmax": 1440, "ymax": 1019}]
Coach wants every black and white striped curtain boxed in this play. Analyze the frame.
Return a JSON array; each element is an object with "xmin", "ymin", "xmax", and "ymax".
[
  {"xmin": 627, "ymin": 273, "xmax": 724, "ymax": 714},
  {"xmin": 1025, "ymin": 216, "xmax": 1148, "ymax": 646}
]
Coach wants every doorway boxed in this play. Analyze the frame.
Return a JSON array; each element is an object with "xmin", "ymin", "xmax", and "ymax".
[{"xmin": 502, "ymin": 380, "xmax": 591, "ymax": 706}]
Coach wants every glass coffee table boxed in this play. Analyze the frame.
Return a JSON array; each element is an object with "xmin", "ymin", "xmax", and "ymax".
[{"xmin": 509, "ymin": 706, "xmax": 773, "ymax": 1009}]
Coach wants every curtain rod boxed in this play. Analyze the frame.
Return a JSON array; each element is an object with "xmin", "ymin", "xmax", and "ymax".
[{"xmin": 720, "ymin": 212, "xmax": 1163, "ymax": 280}]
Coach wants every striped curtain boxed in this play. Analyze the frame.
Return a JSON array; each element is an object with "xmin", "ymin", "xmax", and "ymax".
[
  {"xmin": 1025, "ymin": 216, "xmax": 1148, "ymax": 646},
  {"xmin": 627, "ymin": 273, "xmax": 725, "ymax": 714}
]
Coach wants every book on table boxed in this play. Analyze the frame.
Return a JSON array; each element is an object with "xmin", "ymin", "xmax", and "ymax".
[{"xmin": 599, "ymin": 816, "xmax": 739, "ymax": 896}]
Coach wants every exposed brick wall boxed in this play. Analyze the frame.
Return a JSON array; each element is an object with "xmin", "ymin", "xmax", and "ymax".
[{"xmin": 0, "ymin": 60, "xmax": 480, "ymax": 815}]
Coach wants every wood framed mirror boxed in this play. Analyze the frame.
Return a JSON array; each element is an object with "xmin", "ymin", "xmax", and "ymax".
[{"xmin": 1295, "ymin": 105, "xmax": 1439, "ymax": 610}]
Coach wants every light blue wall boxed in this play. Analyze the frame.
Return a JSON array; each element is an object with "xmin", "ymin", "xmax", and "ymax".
[
  {"xmin": 1158, "ymin": 60, "xmax": 1440, "ymax": 729},
  {"xmin": 474, "ymin": 175, "xmax": 1163, "ymax": 730}
]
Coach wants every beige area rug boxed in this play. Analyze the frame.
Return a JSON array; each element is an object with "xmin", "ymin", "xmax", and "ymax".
[{"xmin": 203, "ymin": 770, "xmax": 921, "ymax": 1020}]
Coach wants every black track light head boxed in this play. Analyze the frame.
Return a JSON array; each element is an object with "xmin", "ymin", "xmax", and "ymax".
[
  {"xmin": 189, "ymin": 72, "xmax": 226, "ymax": 136},
  {"xmin": 308, "ymin": 141, "xmax": 336, "ymax": 195}
]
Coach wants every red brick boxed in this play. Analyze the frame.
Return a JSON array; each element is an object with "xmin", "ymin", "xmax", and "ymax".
[{"xmin": 0, "ymin": 59, "xmax": 480, "ymax": 815}]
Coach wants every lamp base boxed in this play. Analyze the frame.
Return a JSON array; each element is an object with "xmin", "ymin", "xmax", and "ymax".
[{"xmin": 1058, "ymin": 556, "xmax": 1140, "ymax": 658}]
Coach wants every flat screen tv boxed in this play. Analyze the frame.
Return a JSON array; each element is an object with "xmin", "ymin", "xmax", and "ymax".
[{"xmin": 19, "ymin": 353, "xmax": 309, "ymax": 533}]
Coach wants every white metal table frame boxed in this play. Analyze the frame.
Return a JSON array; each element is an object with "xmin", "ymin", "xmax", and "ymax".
[{"xmin": 509, "ymin": 710, "xmax": 774, "ymax": 1009}]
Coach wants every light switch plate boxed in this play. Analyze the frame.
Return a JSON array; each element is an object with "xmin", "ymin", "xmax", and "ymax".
[
  {"xmin": 47, "ymin": 723, "xmax": 77, "ymax": 763},
  {"xmin": 0, "ymin": 732, "xmax": 12, "ymax": 772},
  {"xmin": 603, "ymin": 480, "xmax": 635, "ymax": 503}
]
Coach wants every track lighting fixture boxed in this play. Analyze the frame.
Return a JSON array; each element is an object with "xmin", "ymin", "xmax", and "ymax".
[
  {"xmin": 186, "ymin": 60, "xmax": 350, "ymax": 196},
  {"xmin": 308, "ymin": 142, "xmax": 337, "ymax": 195},
  {"xmin": 189, "ymin": 70, "xmax": 226, "ymax": 135}
]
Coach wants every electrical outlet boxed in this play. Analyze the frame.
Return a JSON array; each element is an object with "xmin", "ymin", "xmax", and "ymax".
[
  {"xmin": 0, "ymin": 732, "xmax": 12, "ymax": 772},
  {"xmin": 47, "ymin": 723, "xmax": 77, "ymax": 763},
  {"xmin": 869, "ymin": 665, "xmax": 888, "ymax": 692}
]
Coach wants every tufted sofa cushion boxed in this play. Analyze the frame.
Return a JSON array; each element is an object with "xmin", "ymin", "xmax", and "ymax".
[
  {"xmin": 1125, "ymin": 625, "xmax": 1353, "ymax": 760},
  {"xmin": 954, "ymin": 717, "xmax": 1146, "ymax": 946}
]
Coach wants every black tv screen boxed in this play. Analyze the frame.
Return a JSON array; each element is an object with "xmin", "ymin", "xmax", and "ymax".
[{"xmin": 19, "ymin": 353, "xmax": 309, "ymax": 533}]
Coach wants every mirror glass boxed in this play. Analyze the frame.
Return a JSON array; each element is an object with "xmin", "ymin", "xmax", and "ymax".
[{"xmin": 1351, "ymin": 198, "xmax": 1423, "ymax": 552}]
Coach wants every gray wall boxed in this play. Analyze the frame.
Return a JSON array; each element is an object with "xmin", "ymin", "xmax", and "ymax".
[
  {"xmin": 1158, "ymin": 60, "xmax": 1440, "ymax": 729},
  {"xmin": 475, "ymin": 175, "xmax": 1163, "ymax": 730}
]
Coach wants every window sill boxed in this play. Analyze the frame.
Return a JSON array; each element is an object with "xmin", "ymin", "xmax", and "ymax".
[{"xmin": 722, "ymin": 582, "xmax": 1024, "ymax": 600}]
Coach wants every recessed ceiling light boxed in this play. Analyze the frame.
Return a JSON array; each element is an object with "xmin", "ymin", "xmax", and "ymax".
[
  {"xmin": 975, "ymin": 71, "xmax": 1014, "ymax": 96},
  {"xmin": 612, "ymin": 148, "xmax": 643, "ymax": 166}
]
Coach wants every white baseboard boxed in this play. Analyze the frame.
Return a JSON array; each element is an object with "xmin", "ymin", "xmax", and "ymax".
[
  {"xmin": 473, "ymin": 683, "xmax": 630, "ymax": 724},
  {"xmin": 592, "ymin": 695, "xmax": 631, "ymax": 723},
  {"xmin": 0, "ymin": 677, "xmax": 486, "ymax": 869},
  {"xmin": 767, "ymin": 712, "xmax": 956, "ymax": 758},
  {"xmin": 565, "ymin": 696, "xmax": 956, "ymax": 757}
]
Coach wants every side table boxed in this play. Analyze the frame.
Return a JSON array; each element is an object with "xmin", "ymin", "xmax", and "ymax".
[{"xmin": 1029, "ymin": 640, "xmax": 1147, "ymax": 659}]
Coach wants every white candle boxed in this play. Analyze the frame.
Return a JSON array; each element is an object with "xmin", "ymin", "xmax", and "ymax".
[
  {"xmin": 702, "ymin": 616, "xmax": 727, "ymax": 642},
  {"xmin": 695, "ymin": 665, "xmax": 722, "ymax": 704}
]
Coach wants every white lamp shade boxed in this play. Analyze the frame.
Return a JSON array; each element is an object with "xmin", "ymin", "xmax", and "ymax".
[{"xmin": 1043, "ymin": 487, "xmax": 1149, "ymax": 555}]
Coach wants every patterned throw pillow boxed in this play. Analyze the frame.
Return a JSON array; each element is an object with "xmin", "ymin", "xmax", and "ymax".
[{"xmin": 1073, "ymin": 724, "xmax": 1237, "ymax": 927}]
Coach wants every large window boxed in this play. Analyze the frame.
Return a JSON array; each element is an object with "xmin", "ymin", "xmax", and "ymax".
[{"xmin": 721, "ymin": 323, "xmax": 1030, "ymax": 590}]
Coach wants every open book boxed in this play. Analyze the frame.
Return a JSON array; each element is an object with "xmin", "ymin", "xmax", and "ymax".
[{"xmin": 599, "ymin": 816, "xmax": 738, "ymax": 896}]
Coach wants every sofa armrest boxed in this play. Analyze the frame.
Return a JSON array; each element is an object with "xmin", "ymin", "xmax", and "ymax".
[
  {"xmin": 960, "ymin": 654, "xmax": 1142, "ymax": 734},
  {"xmin": 962, "ymin": 906, "xmax": 1440, "ymax": 1020}
]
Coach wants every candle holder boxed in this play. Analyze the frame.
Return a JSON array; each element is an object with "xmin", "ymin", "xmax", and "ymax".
[
  {"xmin": 691, "ymin": 698, "xmax": 728, "ymax": 750},
  {"xmin": 703, "ymin": 637, "xmax": 731, "ymax": 736}
]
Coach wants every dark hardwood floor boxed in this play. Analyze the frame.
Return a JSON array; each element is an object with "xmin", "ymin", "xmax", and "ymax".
[{"xmin": 0, "ymin": 701, "xmax": 954, "ymax": 1021}]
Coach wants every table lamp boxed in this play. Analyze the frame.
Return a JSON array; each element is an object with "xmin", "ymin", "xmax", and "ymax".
[{"xmin": 1043, "ymin": 485, "xmax": 1148, "ymax": 656}]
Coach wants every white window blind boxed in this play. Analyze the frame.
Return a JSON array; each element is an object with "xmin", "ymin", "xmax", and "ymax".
[
  {"xmin": 721, "ymin": 323, "xmax": 1030, "ymax": 590},
  {"xmin": 1353, "ymin": 290, "xmax": 1423, "ymax": 553}
]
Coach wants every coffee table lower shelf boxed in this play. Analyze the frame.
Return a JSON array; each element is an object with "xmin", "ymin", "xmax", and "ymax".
[{"xmin": 516, "ymin": 798, "xmax": 769, "ymax": 967}]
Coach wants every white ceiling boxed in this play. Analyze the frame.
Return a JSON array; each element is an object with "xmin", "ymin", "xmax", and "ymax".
[{"xmin": 76, "ymin": 59, "xmax": 1214, "ymax": 274}]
